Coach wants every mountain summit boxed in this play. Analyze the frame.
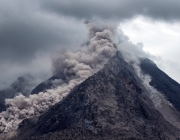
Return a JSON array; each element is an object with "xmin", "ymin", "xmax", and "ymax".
[{"xmin": 13, "ymin": 51, "xmax": 180, "ymax": 140}]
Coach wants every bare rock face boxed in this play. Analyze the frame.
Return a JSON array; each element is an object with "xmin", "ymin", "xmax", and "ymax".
[{"xmin": 14, "ymin": 52, "xmax": 180, "ymax": 140}]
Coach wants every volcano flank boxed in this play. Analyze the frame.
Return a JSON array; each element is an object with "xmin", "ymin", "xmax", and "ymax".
[{"xmin": 13, "ymin": 51, "xmax": 180, "ymax": 140}]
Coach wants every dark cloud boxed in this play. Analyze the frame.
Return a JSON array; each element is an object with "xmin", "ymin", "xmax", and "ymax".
[
  {"xmin": 0, "ymin": 0, "xmax": 88, "ymax": 88},
  {"xmin": 1, "ymin": 0, "xmax": 180, "ymax": 88},
  {"xmin": 41, "ymin": 0, "xmax": 180, "ymax": 21},
  {"xmin": 0, "ymin": 1, "xmax": 88, "ymax": 63}
]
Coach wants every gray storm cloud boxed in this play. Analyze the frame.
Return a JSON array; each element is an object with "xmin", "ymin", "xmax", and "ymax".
[
  {"xmin": 0, "ymin": 0, "xmax": 88, "ymax": 89},
  {"xmin": 42, "ymin": 0, "xmax": 180, "ymax": 21},
  {"xmin": 1, "ymin": 0, "xmax": 180, "ymax": 89},
  {"xmin": 0, "ymin": 23, "xmax": 117, "ymax": 133}
]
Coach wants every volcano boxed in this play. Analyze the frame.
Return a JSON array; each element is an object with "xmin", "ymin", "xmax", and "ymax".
[{"xmin": 12, "ymin": 51, "xmax": 180, "ymax": 140}]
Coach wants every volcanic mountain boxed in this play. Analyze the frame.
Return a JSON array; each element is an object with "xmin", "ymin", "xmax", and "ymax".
[
  {"xmin": 140, "ymin": 58, "xmax": 180, "ymax": 111},
  {"xmin": 13, "ymin": 51, "xmax": 180, "ymax": 140}
]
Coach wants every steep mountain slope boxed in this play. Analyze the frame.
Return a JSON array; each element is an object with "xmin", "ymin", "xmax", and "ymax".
[
  {"xmin": 140, "ymin": 58, "xmax": 180, "ymax": 111},
  {"xmin": 14, "ymin": 52, "xmax": 180, "ymax": 140}
]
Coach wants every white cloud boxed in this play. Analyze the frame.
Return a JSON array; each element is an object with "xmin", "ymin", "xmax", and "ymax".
[{"xmin": 119, "ymin": 16, "xmax": 180, "ymax": 83}]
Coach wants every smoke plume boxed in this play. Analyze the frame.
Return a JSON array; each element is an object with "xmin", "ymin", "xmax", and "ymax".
[
  {"xmin": 0, "ymin": 22, "xmax": 177, "ymax": 133},
  {"xmin": 0, "ymin": 23, "xmax": 117, "ymax": 133}
]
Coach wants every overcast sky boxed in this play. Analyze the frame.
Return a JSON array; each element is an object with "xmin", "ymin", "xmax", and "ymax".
[
  {"xmin": 1, "ymin": 0, "xmax": 180, "ymax": 89},
  {"xmin": 120, "ymin": 16, "xmax": 180, "ymax": 82}
]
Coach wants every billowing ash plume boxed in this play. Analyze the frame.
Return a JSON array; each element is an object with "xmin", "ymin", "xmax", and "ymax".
[
  {"xmin": 0, "ymin": 22, "xmax": 177, "ymax": 134},
  {"xmin": 0, "ymin": 23, "xmax": 117, "ymax": 133},
  {"xmin": 52, "ymin": 22, "xmax": 117, "ymax": 78}
]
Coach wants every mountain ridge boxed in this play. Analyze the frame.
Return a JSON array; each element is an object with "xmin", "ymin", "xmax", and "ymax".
[
  {"xmin": 140, "ymin": 58, "xmax": 180, "ymax": 111},
  {"xmin": 13, "ymin": 51, "xmax": 180, "ymax": 140}
]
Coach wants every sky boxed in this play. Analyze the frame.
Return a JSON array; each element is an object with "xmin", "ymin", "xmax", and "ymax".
[
  {"xmin": 1, "ymin": 0, "xmax": 180, "ymax": 89},
  {"xmin": 119, "ymin": 16, "xmax": 180, "ymax": 82}
]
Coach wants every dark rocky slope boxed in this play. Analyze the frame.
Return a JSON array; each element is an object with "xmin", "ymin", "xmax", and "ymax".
[
  {"xmin": 140, "ymin": 58, "xmax": 180, "ymax": 111},
  {"xmin": 13, "ymin": 52, "xmax": 180, "ymax": 140}
]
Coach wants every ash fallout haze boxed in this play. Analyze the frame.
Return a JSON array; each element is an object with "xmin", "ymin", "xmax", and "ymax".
[{"xmin": 1, "ymin": 0, "xmax": 180, "ymax": 139}]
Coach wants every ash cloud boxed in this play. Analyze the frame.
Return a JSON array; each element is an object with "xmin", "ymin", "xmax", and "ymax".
[
  {"xmin": 52, "ymin": 22, "xmax": 117, "ymax": 77},
  {"xmin": 117, "ymin": 29, "xmax": 152, "ymax": 64},
  {"xmin": 0, "ymin": 23, "xmax": 117, "ymax": 133},
  {"xmin": 0, "ymin": 21, "xmax": 173, "ymax": 133},
  {"xmin": 0, "ymin": 20, "xmax": 178, "ymax": 134},
  {"xmin": 1, "ymin": 0, "xmax": 180, "ymax": 134},
  {"xmin": 1, "ymin": 0, "xmax": 180, "ymax": 89}
]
